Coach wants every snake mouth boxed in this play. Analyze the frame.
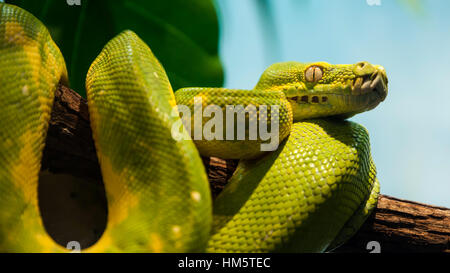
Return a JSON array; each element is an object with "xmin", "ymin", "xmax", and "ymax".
[
  {"xmin": 287, "ymin": 68, "xmax": 388, "ymax": 106},
  {"xmin": 351, "ymin": 69, "xmax": 388, "ymax": 102},
  {"xmin": 284, "ymin": 63, "xmax": 388, "ymax": 121}
]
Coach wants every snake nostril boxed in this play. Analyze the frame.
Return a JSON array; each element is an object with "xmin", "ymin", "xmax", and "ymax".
[
  {"xmin": 357, "ymin": 62, "xmax": 367, "ymax": 69},
  {"xmin": 354, "ymin": 61, "xmax": 376, "ymax": 77}
]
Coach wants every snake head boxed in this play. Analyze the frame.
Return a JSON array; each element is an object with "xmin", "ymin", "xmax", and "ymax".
[{"xmin": 255, "ymin": 61, "xmax": 388, "ymax": 121}]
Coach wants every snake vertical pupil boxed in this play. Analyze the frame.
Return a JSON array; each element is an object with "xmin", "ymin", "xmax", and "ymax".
[{"xmin": 305, "ymin": 66, "xmax": 323, "ymax": 83}]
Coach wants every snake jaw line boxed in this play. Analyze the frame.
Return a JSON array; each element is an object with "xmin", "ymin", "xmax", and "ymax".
[{"xmin": 288, "ymin": 95, "xmax": 329, "ymax": 105}]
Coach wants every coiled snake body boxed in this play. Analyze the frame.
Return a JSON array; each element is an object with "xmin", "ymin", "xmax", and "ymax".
[{"xmin": 0, "ymin": 4, "xmax": 388, "ymax": 253}]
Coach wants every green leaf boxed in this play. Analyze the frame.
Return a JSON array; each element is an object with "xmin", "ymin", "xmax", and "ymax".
[{"xmin": 6, "ymin": 0, "xmax": 223, "ymax": 97}]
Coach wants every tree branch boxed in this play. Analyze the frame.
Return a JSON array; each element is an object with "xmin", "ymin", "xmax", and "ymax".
[{"xmin": 39, "ymin": 84, "xmax": 449, "ymax": 252}]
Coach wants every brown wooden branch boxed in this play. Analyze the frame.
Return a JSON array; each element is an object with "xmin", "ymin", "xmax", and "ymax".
[{"xmin": 39, "ymin": 84, "xmax": 450, "ymax": 252}]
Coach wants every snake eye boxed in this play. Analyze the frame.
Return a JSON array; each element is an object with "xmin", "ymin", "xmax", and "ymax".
[{"xmin": 305, "ymin": 66, "xmax": 323, "ymax": 83}]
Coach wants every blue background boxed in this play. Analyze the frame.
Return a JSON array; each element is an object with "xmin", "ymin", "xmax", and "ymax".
[{"xmin": 214, "ymin": 0, "xmax": 450, "ymax": 207}]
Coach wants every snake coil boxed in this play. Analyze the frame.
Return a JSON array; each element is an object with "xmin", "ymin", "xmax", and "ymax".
[{"xmin": 0, "ymin": 3, "xmax": 387, "ymax": 253}]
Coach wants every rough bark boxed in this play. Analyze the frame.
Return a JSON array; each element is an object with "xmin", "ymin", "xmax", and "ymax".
[{"xmin": 39, "ymin": 84, "xmax": 449, "ymax": 252}]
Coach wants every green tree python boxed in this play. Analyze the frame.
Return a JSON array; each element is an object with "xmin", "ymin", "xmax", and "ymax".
[{"xmin": 0, "ymin": 4, "xmax": 388, "ymax": 253}]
